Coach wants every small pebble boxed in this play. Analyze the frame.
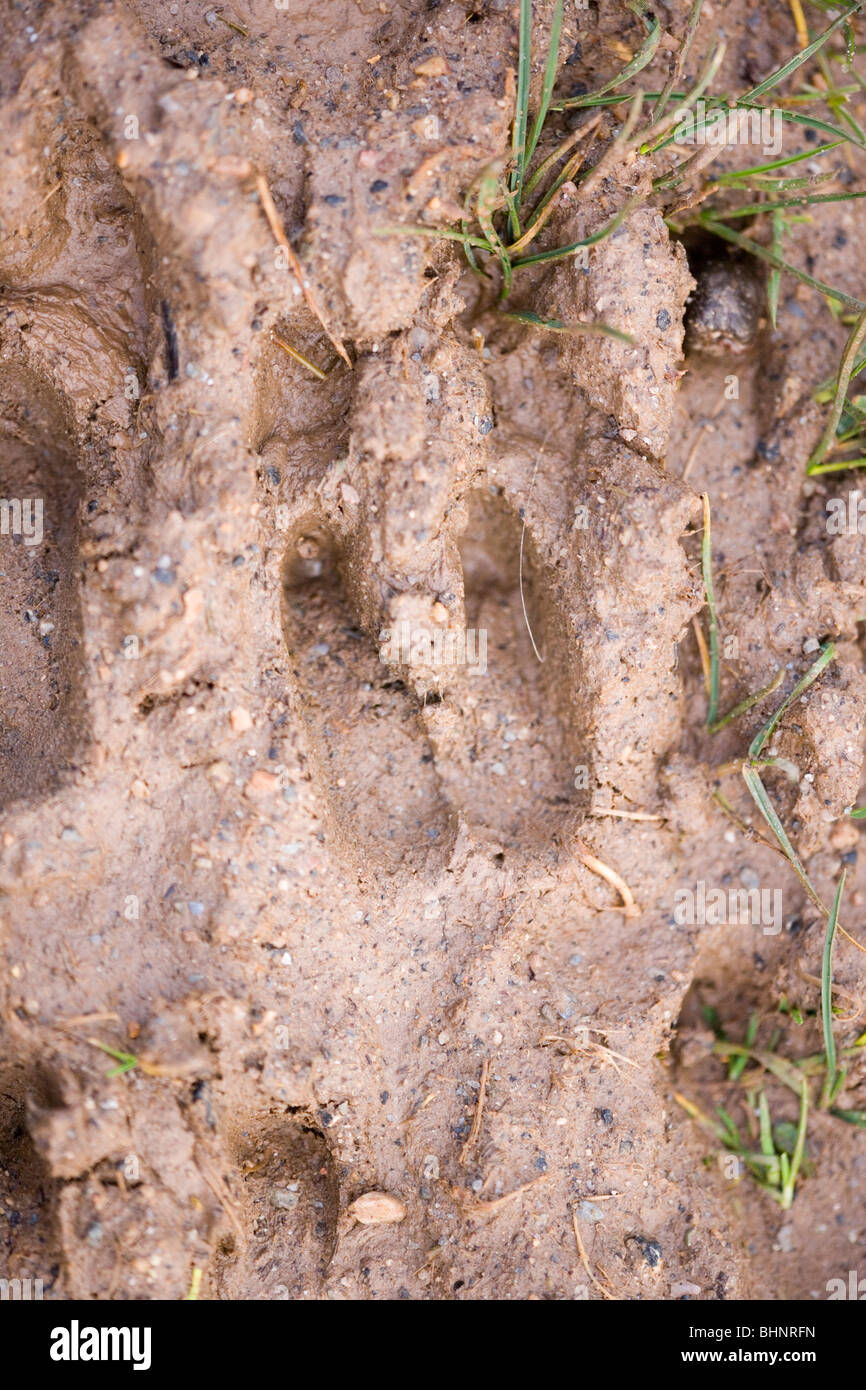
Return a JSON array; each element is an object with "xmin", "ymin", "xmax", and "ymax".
[{"xmin": 347, "ymin": 1192, "xmax": 406, "ymax": 1225}]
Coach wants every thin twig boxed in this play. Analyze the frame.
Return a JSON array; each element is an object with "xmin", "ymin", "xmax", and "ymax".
[
  {"xmin": 575, "ymin": 840, "xmax": 641, "ymax": 917},
  {"xmin": 458, "ymin": 1174, "xmax": 547, "ymax": 1216},
  {"xmin": 572, "ymin": 1207, "xmax": 618, "ymax": 1299},
  {"xmin": 460, "ymin": 1057, "xmax": 491, "ymax": 1166},
  {"xmin": 255, "ymin": 173, "xmax": 351, "ymax": 368},
  {"xmin": 272, "ymin": 332, "xmax": 328, "ymax": 380}
]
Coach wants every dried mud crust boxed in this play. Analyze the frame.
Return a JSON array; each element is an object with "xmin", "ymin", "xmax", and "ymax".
[{"xmin": 0, "ymin": 0, "xmax": 864, "ymax": 1303}]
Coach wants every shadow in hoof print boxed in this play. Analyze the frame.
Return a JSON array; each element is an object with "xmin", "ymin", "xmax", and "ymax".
[
  {"xmin": 435, "ymin": 490, "xmax": 578, "ymax": 851},
  {"xmin": 281, "ymin": 518, "xmax": 454, "ymax": 876},
  {"xmin": 0, "ymin": 1054, "xmax": 63, "ymax": 1296},
  {"xmin": 214, "ymin": 1111, "xmax": 340, "ymax": 1300},
  {"xmin": 0, "ymin": 369, "xmax": 85, "ymax": 809}
]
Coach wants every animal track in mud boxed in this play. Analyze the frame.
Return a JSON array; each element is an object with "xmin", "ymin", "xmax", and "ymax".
[
  {"xmin": 0, "ymin": 367, "xmax": 85, "ymax": 809},
  {"xmin": 214, "ymin": 1111, "xmax": 339, "ymax": 1300},
  {"xmin": 279, "ymin": 489, "xmax": 584, "ymax": 873},
  {"xmin": 281, "ymin": 517, "xmax": 454, "ymax": 876}
]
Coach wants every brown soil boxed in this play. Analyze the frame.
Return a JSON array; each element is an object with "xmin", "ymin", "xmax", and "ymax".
[{"xmin": 1, "ymin": 0, "xmax": 865, "ymax": 1302}]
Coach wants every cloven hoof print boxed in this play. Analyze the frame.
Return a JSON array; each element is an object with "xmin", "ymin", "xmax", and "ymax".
[{"xmin": 2, "ymin": 0, "xmax": 866, "ymax": 1355}]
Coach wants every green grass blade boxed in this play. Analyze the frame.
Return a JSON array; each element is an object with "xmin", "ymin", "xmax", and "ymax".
[
  {"xmin": 653, "ymin": 0, "xmax": 704, "ymax": 121},
  {"xmin": 740, "ymin": 0, "xmax": 865, "ymax": 103},
  {"xmin": 768, "ymin": 102, "xmax": 866, "ymax": 148},
  {"xmin": 709, "ymin": 190, "xmax": 866, "ymax": 219},
  {"xmin": 524, "ymin": 0, "xmax": 564, "ymax": 177},
  {"xmin": 741, "ymin": 766, "xmax": 826, "ymax": 914},
  {"xmin": 554, "ymin": 89, "xmax": 866, "ymax": 149},
  {"xmin": 778, "ymin": 1150, "xmax": 791, "ymax": 1190},
  {"xmin": 372, "ymin": 224, "xmax": 494, "ymax": 251},
  {"xmin": 713, "ymin": 1043, "xmax": 809, "ymax": 1097},
  {"xmin": 716, "ymin": 1106, "xmax": 741, "ymax": 1144},
  {"xmin": 708, "ymin": 667, "xmax": 784, "ymax": 735},
  {"xmin": 805, "ymin": 456, "xmax": 866, "ymax": 474},
  {"xmin": 748, "ymin": 643, "xmax": 836, "ymax": 760},
  {"xmin": 641, "ymin": 37, "xmax": 727, "ymax": 155},
  {"xmin": 768, "ymin": 211, "xmax": 783, "ymax": 329},
  {"xmin": 653, "ymin": 100, "xmax": 866, "ymax": 153},
  {"xmin": 511, "ymin": 194, "xmax": 641, "ymax": 269},
  {"xmin": 745, "ymin": 169, "xmax": 838, "ymax": 192},
  {"xmin": 701, "ymin": 493, "xmax": 720, "ymax": 727},
  {"xmin": 716, "ymin": 140, "xmax": 843, "ymax": 182},
  {"xmin": 758, "ymin": 1091, "xmax": 775, "ymax": 1157},
  {"xmin": 501, "ymin": 309, "xmax": 633, "ymax": 342},
  {"xmin": 831, "ymin": 1106, "xmax": 866, "ymax": 1126},
  {"xmin": 700, "ymin": 216, "xmax": 865, "ymax": 309},
  {"xmin": 820, "ymin": 869, "xmax": 845, "ymax": 1107},
  {"xmin": 807, "ymin": 304, "xmax": 866, "ymax": 473},
  {"xmin": 560, "ymin": 0, "xmax": 660, "ymax": 108},
  {"xmin": 781, "ymin": 1079, "xmax": 809, "ymax": 1209},
  {"xmin": 729, "ymin": 1013, "xmax": 759, "ymax": 1082},
  {"xmin": 510, "ymin": 0, "xmax": 533, "ymax": 222},
  {"xmin": 90, "ymin": 1039, "xmax": 140, "ymax": 1076}
]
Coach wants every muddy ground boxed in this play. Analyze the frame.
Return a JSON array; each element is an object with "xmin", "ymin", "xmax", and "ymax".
[{"xmin": 1, "ymin": 0, "xmax": 865, "ymax": 1301}]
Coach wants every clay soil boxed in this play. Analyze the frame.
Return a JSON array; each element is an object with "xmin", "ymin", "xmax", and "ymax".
[{"xmin": 1, "ymin": 0, "xmax": 865, "ymax": 1302}]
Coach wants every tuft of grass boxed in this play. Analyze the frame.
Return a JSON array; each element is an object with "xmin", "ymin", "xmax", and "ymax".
[
  {"xmin": 668, "ymin": 3, "xmax": 866, "ymax": 483},
  {"xmin": 374, "ymin": 0, "xmax": 866, "ymax": 395},
  {"xmin": 698, "ymin": 492, "xmax": 852, "ymax": 955},
  {"xmin": 675, "ymin": 1071, "xmax": 809, "ymax": 1209},
  {"xmin": 374, "ymin": 0, "xmax": 648, "ymax": 333},
  {"xmin": 691, "ymin": 605, "xmax": 866, "ymax": 1207},
  {"xmin": 679, "ymin": 986, "xmax": 865, "ymax": 1209}
]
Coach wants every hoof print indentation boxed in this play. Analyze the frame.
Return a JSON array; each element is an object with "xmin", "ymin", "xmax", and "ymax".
[
  {"xmin": 282, "ymin": 518, "xmax": 453, "ymax": 877},
  {"xmin": 0, "ymin": 369, "xmax": 85, "ymax": 809}
]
